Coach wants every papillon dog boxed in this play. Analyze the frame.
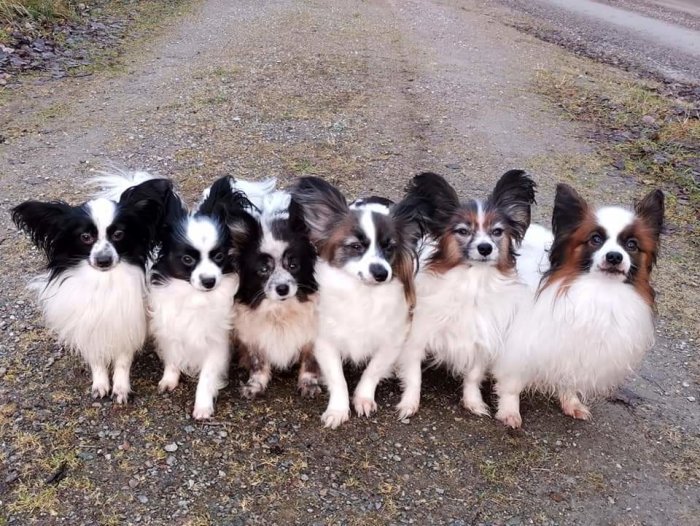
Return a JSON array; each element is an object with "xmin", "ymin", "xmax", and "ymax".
[
  {"xmin": 94, "ymin": 170, "xmax": 256, "ymax": 419},
  {"xmin": 12, "ymin": 178, "xmax": 170, "ymax": 402},
  {"xmin": 292, "ymin": 177, "xmax": 417, "ymax": 428},
  {"xmin": 395, "ymin": 170, "xmax": 536, "ymax": 419},
  {"xmin": 493, "ymin": 184, "xmax": 664, "ymax": 428},
  {"xmin": 234, "ymin": 188, "xmax": 320, "ymax": 398}
]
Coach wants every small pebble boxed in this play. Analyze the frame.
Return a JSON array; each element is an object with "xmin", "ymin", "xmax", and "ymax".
[
  {"xmin": 688, "ymin": 396, "xmax": 696, "ymax": 402},
  {"xmin": 129, "ymin": 479, "xmax": 139, "ymax": 488},
  {"xmin": 300, "ymin": 474, "xmax": 309, "ymax": 481},
  {"xmin": 164, "ymin": 443, "xmax": 178, "ymax": 452},
  {"xmin": 137, "ymin": 495, "xmax": 148, "ymax": 504}
]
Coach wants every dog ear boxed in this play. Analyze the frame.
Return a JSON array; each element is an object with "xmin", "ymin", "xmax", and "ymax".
[
  {"xmin": 11, "ymin": 200, "xmax": 76, "ymax": 258},
  {"xmin": 401, "ymin": 172, "xmax": 460, "ymax": 237},
  {"xmin": 287, "ymin": 196, "xmax": 310, "ymax": 236},
  {"xmin": 489, "ymin": 170, "xmax": 536, "ymax": 243},
  {"xmin": 291, "ymin": 177, "xmax": 349, "ymax": 244},
  {"xmin": 552, "ymin": 183, "xmax": 588, "ymax": 240},
  {"xmin": 119, "ymin": 178, "xmax": 175, "ymax": 245},
  {"xmin": 635, "ymin": 189, "xmax": 664, "ymax": 242}
]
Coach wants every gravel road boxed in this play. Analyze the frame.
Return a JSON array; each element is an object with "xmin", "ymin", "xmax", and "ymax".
[{"xmin": 1, "ymin": 1, "xmax": 698, "ymax": 524}]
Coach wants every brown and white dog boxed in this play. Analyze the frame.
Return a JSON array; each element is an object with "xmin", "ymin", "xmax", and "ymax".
[{"xmin": 493, "ymin": 184, "xmax": 664, "ymax": 428}]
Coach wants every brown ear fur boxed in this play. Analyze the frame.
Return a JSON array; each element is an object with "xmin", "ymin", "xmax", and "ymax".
[{"xmin": 392, "ymin": 247, "xmax": 416, "ymax": 316}]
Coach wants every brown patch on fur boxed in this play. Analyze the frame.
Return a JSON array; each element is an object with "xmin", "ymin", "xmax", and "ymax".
[
  {"xmin": 316, "ymin": 216, "xmax": 356, "ymax": 264},
  {"xmin": 619, "ymin": 219, "xmax": 658, "ymax": 306},
  {"xmin": 236, "ymin": 338, "xmax": 266, "ymax": 373},
  {"xmin": 393, "ymin": 248, "xmax": 416, "ymax": 314},
  {"xmin": 425, "ymin": 233, "xmax": 463, "ymax": 274},
  {"xmin": 541, "ymin": 209, "xmax": 599, "ymax": 296}
]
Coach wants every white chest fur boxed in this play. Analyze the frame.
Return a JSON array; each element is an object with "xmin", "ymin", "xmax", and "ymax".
[
  {"xmin": 315, "ymin": 261, "xmax": 410, "ymax": 363},
  {"xmin": 148, "ymin": 274, "xmax": 239, "ymax": 375},
  {"xmin": 31, "ymin": 261, "xmax": 148, "ymax": 364},
  {"xmin": 234, "ymin": 294, "xmax": 318, "ymax": 369}
]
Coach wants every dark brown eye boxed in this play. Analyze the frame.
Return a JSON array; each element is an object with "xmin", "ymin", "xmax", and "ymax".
[
  {"xmin": 80, "ymin": 232, "xmax": 94, "ymax": 244},
  {"xmin": 625, "ymin": 238, "xmax": 638, "ymax": 251},
  {"xmin": 349, "ymin": 242, "xmax": 363, "ymax": 252},
  {"xmin": 181, "ymin": 255, "xmax": 196, "ymax": 267},
  {"xmin": 111, "ymin": 230, "xmax": 124, "ymax": 242},
  {"xmin": 212, "ymin": 252, "xmax": 225, "ymax": 263},
  {"xmin": 590, "ymin": 233, "xmax": 604, "ymax": 247},
  {"xmin": 455, "ymin": 226, "xmax": 469, "ymax": 236},
  {"xmin": 287, "ymin": 258, "xmax": 299, "ymax": 271},
  {"xmin": 492, "ymin": 228, "xmax": 504, "ymax": 237}
]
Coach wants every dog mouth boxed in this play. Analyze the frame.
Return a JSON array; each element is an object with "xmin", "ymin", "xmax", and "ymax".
[{"xmin": 598, "ymin": 265, "xmax": 626, "ymax": 276}]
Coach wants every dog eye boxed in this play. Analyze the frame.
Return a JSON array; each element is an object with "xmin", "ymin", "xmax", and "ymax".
[
  {"xmin": 348, "ymin": 242, "xmax": 364, "ymax": 252},
  {"xmin": 455, "ymin": 227, "xmax": 469, "ymax": 236},
  {"xmin": 80, "ymin": 232, "xmax": 94, "ymax": 244},
  {"xmin": 212, "ymin": 252, "xmax": 225, "ymax": 263},
  {"xmin": 625, "ymin": 239, "xmax": 638, "ymax": 251},
  {"xmin": 287, "ymin": 259, "xmax": 298, "ymax": 271},
  {"xmin": 384, "ymin": 243, "xmax": 396, "ymax": 255},
  {"xmin": 491, "ymin": 228, "xmax": 503, "ymax": 237},
  {"xmin": 181, "ymin": 255, "xmax": 196, "ymax": 267},
  {"xmin": 590, "ymin": 234, "xmax": 604, "ymax": 247},
  {"xmin": 111, "ymin": 230, "xmax": 125, "ymax": 242}
]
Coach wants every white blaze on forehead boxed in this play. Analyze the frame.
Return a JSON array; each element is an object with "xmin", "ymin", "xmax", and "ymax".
[
  {"xmin": 87, "ymin": 198, "xmax": 117, "ymax": 239},
  {"xmin": 349, "ymin": 200, "xmax": 391, "ymax": 215},
  {"xmin": 261, "ymin": 228, "xmax": 288, "ymax": 259},
  {"xmin": 596, "ymin": 206, "xmax": 635, "ymax": 238},
  {"xmin": 186, "ymin": 216, "xmax": 220, "ymax": 253},
  {"xmin": 359, "ymin": 209, "xmax": 378, "ymax": 251}
]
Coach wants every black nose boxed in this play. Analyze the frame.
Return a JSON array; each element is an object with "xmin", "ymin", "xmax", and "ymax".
[
  {"xmin": 201, "ymin": 276, "xmax": 216, "ymax": 289},
  {"xmin": 276, "ymin": 283, "xmax": 290, "ymax": 297},
  {"xmin": 369, "ymin": 263, "xmax": 389, "ymax": 282},
  {"xmin": 606, "ymin": 251, "xmax": 623, "ymax": 265},
  {"xmin": 95, "ymin": 254, "xmax": 113, "ymax": 268},
  {"xmin": 477, "ymin": 243, "xmax": 493, "ymax": 256}
]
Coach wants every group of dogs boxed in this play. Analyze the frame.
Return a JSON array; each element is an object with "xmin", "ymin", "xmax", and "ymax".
[{"xmin": 11, "ymin": 168, "xmax": 664, "ymax": 428}]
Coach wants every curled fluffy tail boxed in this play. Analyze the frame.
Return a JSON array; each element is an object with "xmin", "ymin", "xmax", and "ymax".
[{"xmin": 91, "ymin": 167, "xmax": 165, "ymax": 201}]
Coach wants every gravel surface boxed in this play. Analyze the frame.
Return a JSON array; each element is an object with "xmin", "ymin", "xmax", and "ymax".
[{"xmin": 0, "ymin": 0, "xmax": 698, "ymax": 524}]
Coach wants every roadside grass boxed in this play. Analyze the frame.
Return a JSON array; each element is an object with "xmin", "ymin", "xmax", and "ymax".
[{"xmin": 0, "ymin": 0, "xmax": 78, "ymax": 25}]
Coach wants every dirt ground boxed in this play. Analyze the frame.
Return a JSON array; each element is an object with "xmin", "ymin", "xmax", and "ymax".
[{"xmin": 0, "ymin": 0, "xmax": 698, "ymax": 524}]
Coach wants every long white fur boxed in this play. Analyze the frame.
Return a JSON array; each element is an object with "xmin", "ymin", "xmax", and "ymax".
[
  {"xmin": 315, "ymin": 258, "xmax": 411, "ymax": 428},
  {"xmin": 516, "ymin": 224, "xmax": 553, "ymax": 291},
  {"xmin": 396, "ymin": 256, "xmax": 529, "ymax": 419},
  {"xmin": 31, "ymin": 260, "xmax": 147, "ymax": 403},
  {"xmin": 150, "ymin": 274, "xmax": 239, "ymax": 419},
  {"xmin": 91, "ymin": 168, "xmax": 167, "ymax": 202},
  {"xmin": 493, "ymin": 214, "xmax": 656, "ymax": 428}
]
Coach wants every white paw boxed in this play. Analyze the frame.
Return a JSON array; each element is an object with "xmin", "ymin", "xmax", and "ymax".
[
  {"xmin": 321, "ymin": 408, "xmax": 350, "ymax": 429},
  {"xmin": 396, "ymin": 398, "xmax": 419, "ymax": 420},
  {"xmin": 111, "ymin": 385, "xmax": 130, "ymax": 405},
  {"xmin": 240, "ymin": 380, "xmax": 265, "ymax": 400},
  {"xmin": 462, "ymin": 397, "xmax": 491, "ymax": 417},
  {"xmin": 496, "ymin": 410, "xmax": 522, "ymax": 429},
  {"xmin": 353, "ymin": 396, "xmax": 377, "ymax": 418},
  {"xmin": 298, "ymin": 377, "xmax": 322, "ymax": 398},
  {"xmin": 158, "ymin": 376, "xmax": 179, "ymax": 393},
  {"xmin": 561, "ymin": 401, "xmax": 591, "ymax": 421},
  {"xmin": 192, "ymin": 404, "xmax": 214, "ymax": 420},
  {"xmin": 91, "ymin": 381, "xmax": 110, "ymax": 399}
]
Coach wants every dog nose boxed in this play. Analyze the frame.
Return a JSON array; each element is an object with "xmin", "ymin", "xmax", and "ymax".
[
  {"xmin": 95, "ymin": 254, "xmax": 113, "ymax": 268},
  {"xmin": 200, "ymin": 276, "xmax": 217, "ymax": 290},
  {"xmin": 477, "ymin": 243, "xmax": 493, "ymax": 256},
  {"xmin": 276, "ymin": 283, "xmax": 290, "ymax": 297},
  {"xmin": 606, "ymin": 251, "xmax": 623, "ymax": 265},
  {"xmin": 369, "ymin": 263, "xmax": 389, "ymax": 282}
]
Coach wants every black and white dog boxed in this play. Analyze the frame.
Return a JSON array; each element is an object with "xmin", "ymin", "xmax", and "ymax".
[{"xmin": 12, "ymin": 178, "xmax": 170, "ymax": 402}]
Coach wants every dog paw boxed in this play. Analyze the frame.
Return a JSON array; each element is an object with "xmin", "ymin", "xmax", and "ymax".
[
  {"xmin": 111, "ymin": 385, "xmax": 130, "ymax": 405},
  {"xmin": 396, "ymin": 398, "xmax": 419, "ymax": 420},
  {"xmin": 298, "ymin": 377, "xmax": 322, "ymax": 398},
  {"xmin": 91, "ymin": 382, "xmax": 110, "ymax": 399},
  {"xmin": 321, "ymin": 408, "xmax": 350, "ymax": 429},
  {"xmin": 353, "ymin": 397, "xmax": 377, "ymax": 417},
  {"xmin": 462, "ymin": 398, "xmax": 491, "ymax": 417},
  {"xmin": 157, "ymin": 376, "xmax": 179, "ymax": 393},
  {"xmin": 240, "ymin": 380, "xmax": 265, "ymax": 400},
  {"xmin": 496, "ymin": 410, "xmax": 522, "ymax": 429},
  {"xmin": 561, "ymin": 400, "xmax": 591, "ymax": 421},
  {"xmin": 192, "ymin": 404, "xmax": 214, "ymax": 420}
]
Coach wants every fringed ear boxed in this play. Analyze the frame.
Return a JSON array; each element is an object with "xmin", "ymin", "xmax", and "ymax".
[
  {"xmin": 199, "ymin": 176, "xmax": 253, "ymax": 225},
  {"xmin": 635, "ymin": 189, "xmax": 664, "ymax": 242},
  {"xmin": 552, "ymin": 183, "xmax": 588, "ymax": 239},
  {"xmin": 11, "ymin": 200, "xmax": 76, "ymax": 259},
  {"xmin": 488, "ymin": 170, "xmax": 536, "ymax": 243},
  {"xmin": 119, "ymin": 178, "xmax": 175, "ymax": 249},
  {"xmin": 291, "ymin": 176, "xmax": 349, "ymax": 245},
  {"xmin": 401, "ymin": 172, "xmax": 460, "ymax": 237},
  {"xmin": 227, "ymin": 210, "xmax": 260, "ymax": 259},
  {"xmin": 288, "ymin": 196, "xmax": 310, "ymax": 236},
  {"xmin": 392, "ymin": 247, "xmax": 416, "ymax": 315}
]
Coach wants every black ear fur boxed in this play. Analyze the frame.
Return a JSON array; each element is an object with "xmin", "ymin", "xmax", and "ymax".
[
  {"xmin": 488, "ymin": 169, "xmax": 536, "ymax": 243},
  {"xmin": 401, "ymin": 172, "xmax": 460, "ymax": 237},
  {"xmin": 11, "ymin": 200, "xmax": 77, "ymax": 258},
  {"xmin": 199, "ymin": 176, "xmax": 253, "ymax": 224},
  {"xmin": 635, "ymin": 189, "xmax": 665, "ymax": 240},
  {"xmin": 552, "ymin": 183, "xmax": 588, "ymax": 240},
  {"xmin": 288, "ymin": 196, "xmax": 310, "ymax": 236},
  {"xmin": 291, "ymin": 176, "xmax": 349, "ymax": 242}
]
